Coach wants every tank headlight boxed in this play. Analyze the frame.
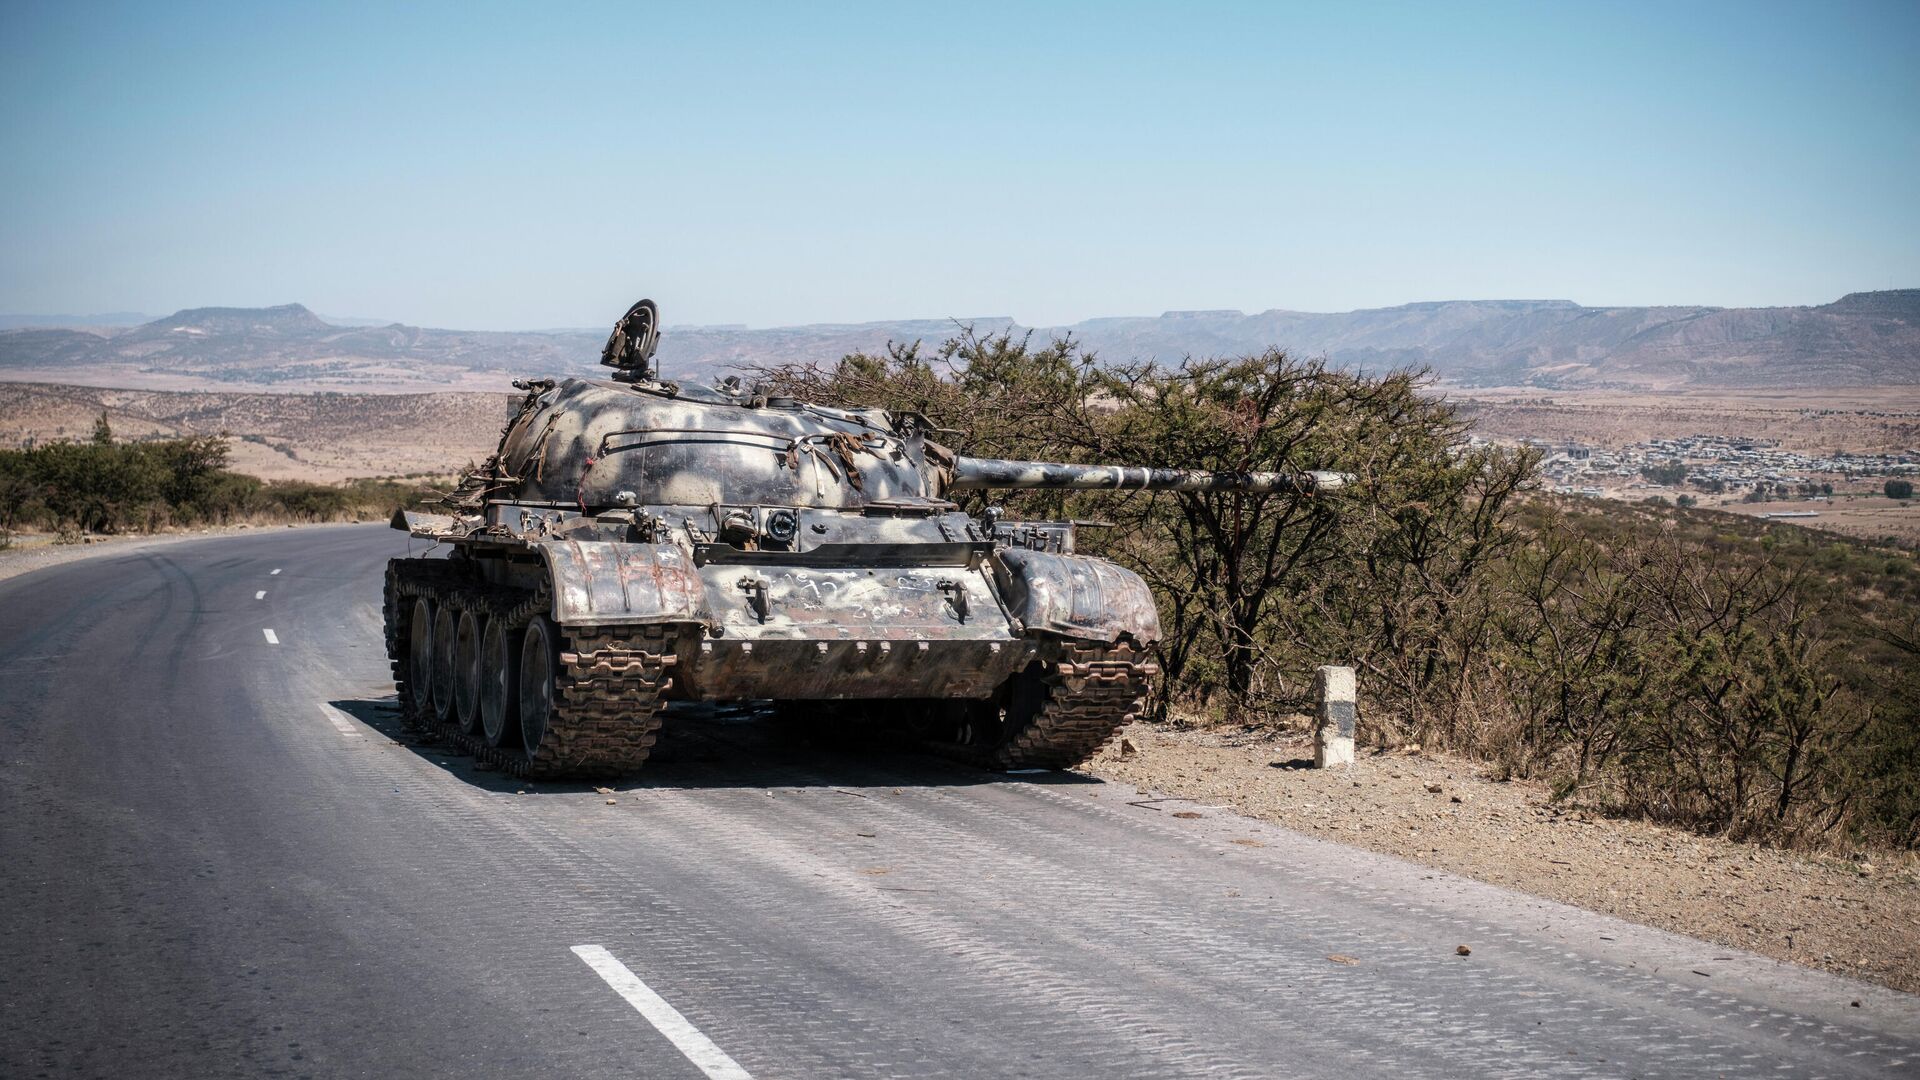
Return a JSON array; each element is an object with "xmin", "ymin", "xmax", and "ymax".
[{"xmin": 764, "ymin": 508, "xmax": 799, "ymax": 545}]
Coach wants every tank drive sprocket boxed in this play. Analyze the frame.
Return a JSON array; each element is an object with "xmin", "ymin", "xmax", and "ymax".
[
  {"xmin": 926, "ymin": 639, "xmax": 1156, "ymax": 769},
  {"xmin": 991, "ymin": 639, "xmax": 1158, "ymax": 769}
]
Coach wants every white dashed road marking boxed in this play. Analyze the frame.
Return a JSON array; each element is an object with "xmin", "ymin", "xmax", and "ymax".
[
  {"xmin": 262, "ymin": 628, "xmax": 279, "ymax": 645},
  {"xmin": 571, "ymin": 945, "xmax": 753, "ymax": 1080},
  {"xmin": 255, "ymin": 591, "xmax": 266, "ymax": 600},
  {"xmin": 270, "ymin": 568, "xmax": 282, "ymax": 575},
  {"xmin": 319, "ymin": 703, "xmax": 361, "ymax": 737}
]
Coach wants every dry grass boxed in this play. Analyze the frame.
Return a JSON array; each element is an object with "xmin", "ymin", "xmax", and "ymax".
[{"xmin": 1710, "ymin": 496, "xmax": 1920, "ymax": 546}]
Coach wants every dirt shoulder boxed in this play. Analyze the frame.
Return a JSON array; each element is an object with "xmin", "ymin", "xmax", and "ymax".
[{"xmin": 1085, "ymin": 721, "xmax": 1920, "ymax": 995}]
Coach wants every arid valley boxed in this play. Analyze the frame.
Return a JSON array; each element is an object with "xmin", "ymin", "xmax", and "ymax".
[{"xmin": 7, "ymin": 375, "xmax": 1916, "ymax": 544}]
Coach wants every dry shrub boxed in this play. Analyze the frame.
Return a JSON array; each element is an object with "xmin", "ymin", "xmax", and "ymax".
[{"xmin": 742, "ymin": 332, "xmax": 1920, "ymax": 849}]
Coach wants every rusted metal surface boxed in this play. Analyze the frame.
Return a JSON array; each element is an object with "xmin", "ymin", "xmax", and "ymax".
[
  {"xmin": 391, "ymin": 508, "xmax": 463, "ymax": 539},
  {"xmin": 382, "ymin": 298, "xmax": 1345, "ymax": 777},
  {"xmin": 993, "ymin": 548, "xmax": 1162, "ymax": 644},
  {"xmin": 540, "ymin": 540, "xmax": 708, "ymax": 626},
  {"xmin": 683, "ymin": 635, "xmax": 1031, "ymax": 700}
]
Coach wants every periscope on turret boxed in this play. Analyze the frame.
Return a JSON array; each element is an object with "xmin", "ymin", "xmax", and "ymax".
[{"xmin": 382, "ymin": 299, "xmax": 1345, "ymax": 781}]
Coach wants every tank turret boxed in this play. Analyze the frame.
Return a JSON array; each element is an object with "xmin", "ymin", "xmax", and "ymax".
[{"xmin": 383, "ymin": 300, "xmax": 1346, "ymax": 781}]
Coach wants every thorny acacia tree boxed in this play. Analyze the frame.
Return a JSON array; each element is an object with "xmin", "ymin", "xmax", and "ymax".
[
  {"xmin": 1617, "ymin": 527, "xmax": 1868, "ymax": 842},
  {"xmin": 1059, "ymin": 352, "xmax": 1532, "ymax": 722}
]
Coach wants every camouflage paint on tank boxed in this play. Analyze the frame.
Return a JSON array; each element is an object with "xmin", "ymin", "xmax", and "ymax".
[
  {"xmin": 949, "ymin": 457, "xmax": 1348, "ymax": 495},
  {"xmin": 493, "ymin": 378, "xmax": 932, "ymax": 512},
  {"xmin": 400, "ymin": 312, "xmax": 1343, "ymax": 702}
]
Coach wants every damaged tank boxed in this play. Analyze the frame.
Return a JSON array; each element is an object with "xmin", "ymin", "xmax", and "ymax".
[{"xmin": 383, "ymin": 299, "xmax": 1346, "ymax": 778}]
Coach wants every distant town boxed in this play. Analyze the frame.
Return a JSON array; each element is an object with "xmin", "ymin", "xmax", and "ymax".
[{"xmin": 1514, "ymin": 432, "xmax": 1918, "ymax": 514}]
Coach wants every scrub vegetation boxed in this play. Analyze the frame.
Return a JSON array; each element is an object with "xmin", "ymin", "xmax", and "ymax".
[
  {"xmin": 759, "ymin": 330, "xmax": 1920, "ymax": 852},
  {"xmin": 0, "ymin": 414, "xmax": 439, "ymax": 541}
]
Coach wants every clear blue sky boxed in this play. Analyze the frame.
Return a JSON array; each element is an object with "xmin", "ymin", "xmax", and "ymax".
[{"xmin": 2, "ymin": 1, "xmax": 1915, "ymax": 330}]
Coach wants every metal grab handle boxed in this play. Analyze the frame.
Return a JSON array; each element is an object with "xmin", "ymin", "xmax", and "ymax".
[
  {"xmin": 737, "ymin": 576, "xmax": 771, "ymax": 623},
  {"xmin": 937, "ymin": 579, "xmax": 969, "ymax": 623}
]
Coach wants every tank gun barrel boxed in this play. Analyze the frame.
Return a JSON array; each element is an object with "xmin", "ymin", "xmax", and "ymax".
[{"xmin": 946, "ymin": 457, "xmax": 1348, "ymax": 495}]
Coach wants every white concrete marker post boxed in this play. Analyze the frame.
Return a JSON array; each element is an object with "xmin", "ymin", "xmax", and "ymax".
[{"xmin": 1313, "ymin": 665, "xmax": 1357, "ymax": 768}]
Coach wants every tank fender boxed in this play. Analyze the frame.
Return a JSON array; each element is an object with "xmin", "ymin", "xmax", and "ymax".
[
  {"xmin": 537, "ymin": 540, "xmax": 711, "ymax": 626},
  {"xmin": 992, "ymin": 548, "xmax": 1161, "ymax": 645},
  {"xmin": 390, "ymin": 508, "xmax": 465, "ymax": 539}
]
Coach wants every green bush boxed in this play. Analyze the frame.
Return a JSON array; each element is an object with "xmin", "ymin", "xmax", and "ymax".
[{"xmin": 0, "ymin": 436, "xmax": 437, "ymax": 535}]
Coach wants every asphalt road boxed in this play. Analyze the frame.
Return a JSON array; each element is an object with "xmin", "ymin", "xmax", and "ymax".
[{"xmin": 2, "ymin": 524, "xmax": 1915, "ymax": 1079}]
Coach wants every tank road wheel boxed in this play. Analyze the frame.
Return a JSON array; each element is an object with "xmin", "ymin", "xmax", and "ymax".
[
  {"xmin": 518, "ymin": 615, "xmax": 559, "ymax": 759},
  {"xmin": 454, "ymin": 608, "xmax": 484, "ymax": 734},
  {"xmin": 430, "ymin": 602, "xmax": 459, "ymax": 724},
  {"xmin": 407, "ymin": 596, "xmax": 437, "ymax": 722},
  {"xmin": 512, "ymin": 618, "xmax": 678, "ymax": 779},
  {"xmin": 479, "ymin": 615, "xmax": 521, "ymax": 748},
  {"xmin": 388, "ymin": 561, "xmax": 675, "ymax": 781}
]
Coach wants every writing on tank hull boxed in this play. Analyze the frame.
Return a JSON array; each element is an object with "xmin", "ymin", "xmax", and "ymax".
[{"xmin": 704, "ymin": 565, "xmax": 1000, "ymax": 637}]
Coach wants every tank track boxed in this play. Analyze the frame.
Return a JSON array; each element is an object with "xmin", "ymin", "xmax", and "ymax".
[
  {"xmin": 990, "ymin": 640, "xmax": 1157, "ymax": 770},
  {"xmin": 383, "ymin": 558, "xmax": 679, "ymax": 780}
]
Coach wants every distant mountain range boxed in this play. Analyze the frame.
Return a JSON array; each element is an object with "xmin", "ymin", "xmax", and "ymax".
[
  {"xmin": 2, "ymin": 291, "xmax": 1915, "ymax": 392},
  {"xmin": 0, "ymin": 312, "xmax": 154, "ymax": 331}
]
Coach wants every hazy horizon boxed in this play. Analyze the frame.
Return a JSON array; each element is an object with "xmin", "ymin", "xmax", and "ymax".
[
  {"xmin": 6, "ymin": 288, "xmax": 1918, "ymax": 337},
  {"xmin": 4, "ymin": 2, "xmax": 1916, "ymax": 331}
]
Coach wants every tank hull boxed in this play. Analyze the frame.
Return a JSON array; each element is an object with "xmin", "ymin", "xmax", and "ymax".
[
  {"xmin": 383, "ymin": 543, "xmax": 1156, "ymax": 776},
  {"xmin": 395, "ymin": 517, "xmax": 1154, "ymax": 701}
]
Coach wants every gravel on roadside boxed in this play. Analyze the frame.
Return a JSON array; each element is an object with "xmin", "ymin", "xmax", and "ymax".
[{"xmin": 1085, "ymin": 720, "xmax": 1920, "ymax": 995}]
